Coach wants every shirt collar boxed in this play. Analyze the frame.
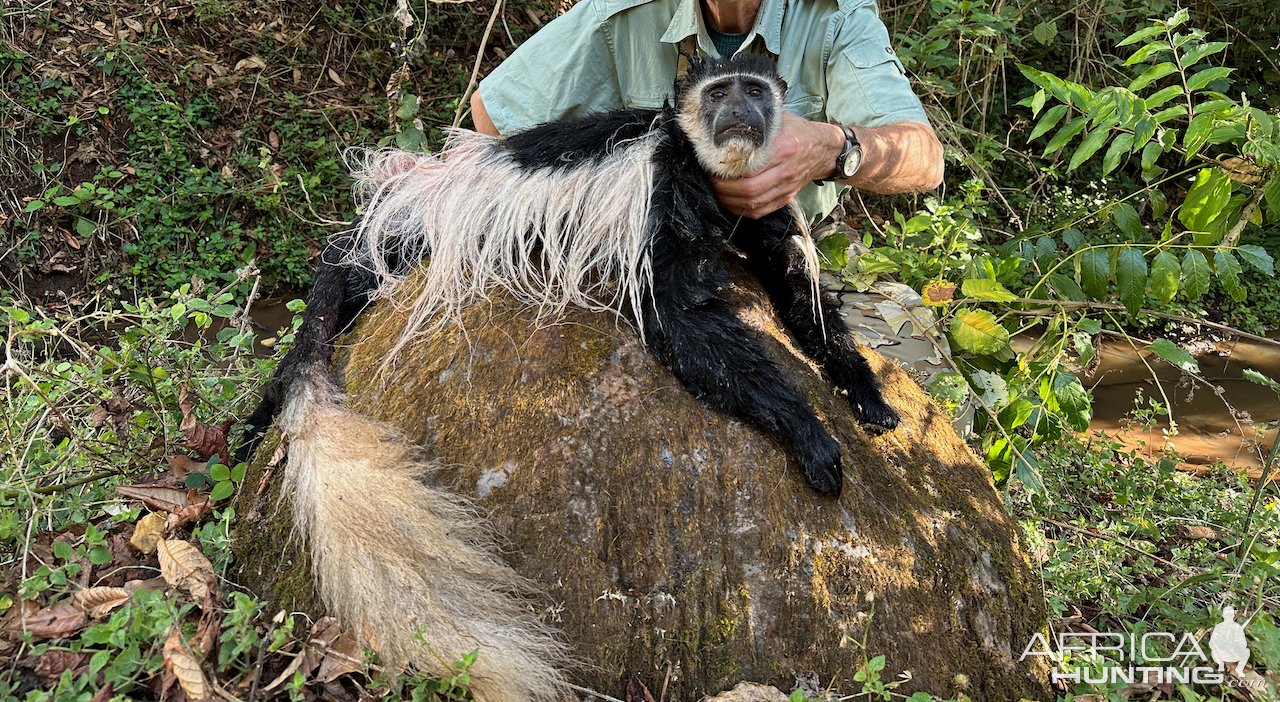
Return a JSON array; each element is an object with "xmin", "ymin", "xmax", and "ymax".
[{"xmin": 661, "ymin": 0, "xmax": 784, "ymax": 57}]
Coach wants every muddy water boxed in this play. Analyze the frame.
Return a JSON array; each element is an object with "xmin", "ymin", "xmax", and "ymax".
[{"xmin": 1084, "ymin": 337, "xmax": 1280, "ymax": 478}]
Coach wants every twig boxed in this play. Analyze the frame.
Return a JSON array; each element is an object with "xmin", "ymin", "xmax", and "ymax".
[
  {"xmin": 565, "ymin": 682, "xmax": 626, "ymax": 702},
  {"xmin": 0, "ymin": 469, "xmax": 121, "ymax": 499},
  {"xmin": 1041, "ymin": 517, "xmax": 1188, "ymax": 574},
  {"xmin": 995, "ymin": 297, "xmax": 1280, "ymax": 348},
  {"xmin": 452, "ymin": 0, "xmax": 504, "ymax": 128}
]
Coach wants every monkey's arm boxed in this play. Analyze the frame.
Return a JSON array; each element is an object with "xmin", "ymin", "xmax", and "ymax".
[
  {"xmin": 639, "ymin": 220, "xmax": 845, "ymax": 497},
  {"xmin": 731, "ymin": 214, "xmax": 899, "ymax": 431}
]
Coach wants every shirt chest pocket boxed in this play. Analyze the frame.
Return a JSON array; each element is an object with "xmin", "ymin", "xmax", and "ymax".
[{"xmin": 839, "ymin": 38, "xmax": 918, "ymax": 118}]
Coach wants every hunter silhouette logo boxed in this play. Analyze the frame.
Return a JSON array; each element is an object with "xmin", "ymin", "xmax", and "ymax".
[{"xmin": 1208, "ymin": 606, "xmax": 1250, "ymax": 676}]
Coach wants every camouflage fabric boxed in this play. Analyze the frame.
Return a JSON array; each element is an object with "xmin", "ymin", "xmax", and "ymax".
[{"xmin": 813, "ymin": 221, "xmax": 975, "ymax": 437}]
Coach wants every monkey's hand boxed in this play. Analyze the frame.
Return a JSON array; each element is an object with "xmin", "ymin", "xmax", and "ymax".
[
  {"xmin": 710, "ymin": 113, "xmax": 844, "ymax": 219},
  {"xmin": 794, "ymin": 424, "xmax": 844, "ymax": 498},
  {"xmin": 850, "ymin": 394, "xmax": 900, "ymax": 433}
]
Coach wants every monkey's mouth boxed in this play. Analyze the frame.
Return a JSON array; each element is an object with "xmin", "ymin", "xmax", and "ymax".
[{"xmin": 714, "ymin": 124, "xmax": 764, "ymax": 145}]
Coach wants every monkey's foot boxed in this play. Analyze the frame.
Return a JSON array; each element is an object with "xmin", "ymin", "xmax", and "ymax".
[
  {"xmin": 795, "ymin": 430, "xmax": 843, "ymax": 498},
  {"xmin": 852, "ymin": 397, "xmax": 900, "ymax": 433}
]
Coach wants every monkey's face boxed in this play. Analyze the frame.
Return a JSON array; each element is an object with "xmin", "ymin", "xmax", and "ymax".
[{"xmin": 676, "ymin": 59, "xmax": 786, "ymax": 179}]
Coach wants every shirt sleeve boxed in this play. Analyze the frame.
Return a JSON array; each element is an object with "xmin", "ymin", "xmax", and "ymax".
[
  {"xmin": 825, "ymin": 7, "xmax": 930, "ymax": 128},
  {"xmin": 478, "ymin": 1, "xmax": 625, "ymax": 135}
]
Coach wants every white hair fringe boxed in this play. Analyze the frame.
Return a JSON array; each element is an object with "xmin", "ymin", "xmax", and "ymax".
[{"xmin": 345, "ymin": 129, "xmax": 661, "ymax": 361}]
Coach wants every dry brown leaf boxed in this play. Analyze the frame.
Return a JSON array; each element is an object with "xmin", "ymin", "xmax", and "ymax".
[
  {"xmin": 167, "ymin": 454, "xmax": 202, "ymax": 478},
  {"xmin": 157, "ymin": 539, "xmax": 215, "ymax": 601},
  {"xmin": 88, "ymin": 682, "xmax": 115, "ymax": 702},
  {"xmin": 179, "ymin": 386, "xmax": 231, "ymax": 462},
  {"xmin": 163, "ymin": 628, "xmax": 210, "ymax": 702},
  {"xmin": 1180, "ymin": 525, "xmax": 1218, "ymax": 541},
  {"xmin": 316, "ymin": 626, "xmax": 365, "ymax": 682},
  {"xmin": 234, "ymin": 55, "xmax": 266, "ymax": 72},
  {"xmin": 123, "ymin": 18, "xmax": 144, "ymax": 32},
  {"xmin": 327, "ymin": 67, "xmax": 346, "ymax": 86},
  {"xmin": 124, "ymin": 576, "xmax": 168, "ymax": 593},
  {"xmin": 32, "ymin": 650, "xmax": 90, "ymax": 679},
  {"xmin": 627, "ymin": 674, "xmax": 657, "ymax": 702},
  {"xmin": 72, "ymin": 587, "xmax": 131, "ymax": 618},
  {"xmin": 117, "ymin": 484, "xmax": 192, "ymax": 512},
  {"xmin": 130, "ymin": 512, "xmax": 166, "ymax": 553},
  {"xmin": 58, "ymin": 228, "xmax": 81, "ymax": 250},
  {"xmin": 166, "ymin": 492, "xmax": 212, "ymax": 529},
  {"xmin": 24, "ymin": 600, "xmax": 88, "ymax": 639}
]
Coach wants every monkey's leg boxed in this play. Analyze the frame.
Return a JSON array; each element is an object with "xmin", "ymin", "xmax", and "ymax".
[
  {"xmin": 641, "ymin": 249, "xmax": 845, "ymax": 497},
  {"xmin": 733, "ymin": 216, "xmax": 900, "ymax": 431},
  {"xmin": 236, "ymin": 232, "xmax": 385, "ymax": 462}
]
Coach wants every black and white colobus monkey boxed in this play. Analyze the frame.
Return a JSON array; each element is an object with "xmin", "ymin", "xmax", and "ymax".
[{"xmin": 237, "ymin": 55, "xmax": 898, "ymax": 702}]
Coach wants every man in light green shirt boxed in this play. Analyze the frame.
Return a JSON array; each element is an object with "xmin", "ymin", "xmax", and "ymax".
[{"xmin": 470, "ymin": 0, "xmax": 974, "ymax": 433}]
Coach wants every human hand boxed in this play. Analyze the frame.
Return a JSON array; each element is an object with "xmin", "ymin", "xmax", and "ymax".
[{"xmin": 709, "ymin": 112, "xmax": 843, "ymax": 219}]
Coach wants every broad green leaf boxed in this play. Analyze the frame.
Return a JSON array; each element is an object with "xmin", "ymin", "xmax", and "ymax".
[
  {"xmin": 23, "ymin": 199, "xmax": 44, "ymax": 212},
  {"xmin": 1118, "ymin": 25, "xmax": 1166, "ymax": 47},
  {"xmin": 1102, "ymin": 133, "xmax": 1134, "ymax": 175},
  {"xmin": 1012, "ymin": 442, "xmax": 1045, "ymax": 495},
  {"xmin": 1143, "ymin": 84, "xmax": 1184, "ymax": 109},
  {"xmin": 1079, "ymin": 248, "xmax": 1112, "ymax": 300},
  {"xmin": 1029, "ymin": 89, "xmax": 1046, "ymax": 117},
  {"xmin": 1048, "ymin": 273, "xmax": 1086, "ymax": 302},
  {"xmin": 999, "ymin": 397, "xmax": 1035, "ymax": 430},
  {"xmin": 1244, "ymin": 369, "xmax": 1280, "ymax": 394},
  {"xmin": 1181, "ymin": 41, "xmax": 1230, "ymax": 68},
  {"xmin": 1068, "ymin": 129, "xmax": 1110, "ymax": 171},
  {"xmin": 1044, "ymin": 116, "xmax": 1088, "ymax": 157},
  {"xmin": 1029, "ymin": 104, "xmax": 1068, "ymax": 141},
  {"xmin": 1213, "ymin": 249, "xmax": 1245, "ymax": 301},
  {"xmin": 815, "ymin": 230, "xmax": 850, "ymax": 270},
  {"xmin": 1115, "ymin": 247, "xmax": 1148, "ymax": 314},
  {"xmin": 1183, "ymin": 113, "xmax": 1215, "ymax": 160},
  {"xmin": 1052, "ymin": 373, "xmax": 1092, "ymax": 432},
  {"xmin": 1148, "ymin": 188, "xmax": 1168, "ymax": 220},
  {"xmin": 1128, "ymin": 62, "xmax": 1178, "ymax": 92},
  {"xmin": 1147, "ymin": 338, "xmax": 1200, "ymax": 373},
  {"xmin": 1181, "ymin": 249, "xmax": 1210, "ymax": 299},
  {"xmin": 1151, "ymin": 105, "xmax": 1185, "ymax": 123},
  {"xmin": 961, "ymin": 278, "xmax": 1018, "ymax": 302},
  {"xmin": 1178, "ymin": 168, "xmax": 1231, "ymax": 233},
  {"xmin": 1032, "ymin": 20, "xmax": 1056, "ymax": 45},
  {"xmin": 395, "ymin": 93, "xmax": 419, "ymax": 120},
  {"xmin": 1132, "ymin": 115, "xmax": 1158, "ymax": 151},
  {"xmin": 210, "ymin": 481, "xmax": 236, "ymax": 501},
  {"xmin": 1149, "ymin": 251, "xmax": 1180, "ymax": 302},
  {"xmin": 1194, "ymin": 98, "xmax": 1238, "ymax": 115},
  {"xmin": 1072, "ymin": 330, "xmax": 1096, "ymax": 367},
  {"xmin": 950, "ymin": 309, "xmax": 1011, "ymax": 355},
  {"xmin": 74, "ymin": 217, "xmax": 95, "ymax": 237},
  {"xmin": 53, "ymin": 196, "xmax": 80, "ymax": 206},
  {"xmin": 1110, "ymin": 202, "xmax": 1144, "ymax": 237},
  {"xmin": 1237, "ymin": 245, "xmax": 1275, "ymax": 275},
  {"xmin": 1125, "ymin": 41, "xmax": 1171, "ymax": 65},
  {"xmin": 209, "ymin": 463, "xmax": 231, "ymax": 481},
  {"xmin": 1186, "ymin": 66, "xmax": 1233, "ymax": 93},
  {"xmin": 1267, "ymin": 176, "xmax": 1280, "ymax": 220}
]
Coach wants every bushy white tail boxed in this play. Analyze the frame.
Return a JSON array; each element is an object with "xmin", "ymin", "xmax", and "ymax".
[{"xmin": 278, "ymin": 364, "xmax": 569, "ymax": 702}]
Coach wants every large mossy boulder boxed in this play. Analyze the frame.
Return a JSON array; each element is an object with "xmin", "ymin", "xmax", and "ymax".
[{"xmin": 232, "ymin": 266, "xmax": 1049, "ymax": 700}]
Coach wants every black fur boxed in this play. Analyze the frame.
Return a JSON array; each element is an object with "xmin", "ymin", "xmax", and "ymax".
[{"xmin": 238, "ymin": 56, "xmax": 899, "ymax": 496}]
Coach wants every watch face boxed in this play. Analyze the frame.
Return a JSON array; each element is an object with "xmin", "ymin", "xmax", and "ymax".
[{"xmin": 841, "ymin": 144, "xmax": 863, "ymax": 179}]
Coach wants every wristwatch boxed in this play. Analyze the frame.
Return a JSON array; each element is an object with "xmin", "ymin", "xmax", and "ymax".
[{"xmin": 817, "ymin": 125, "xmax": 862, "ymax": 183}]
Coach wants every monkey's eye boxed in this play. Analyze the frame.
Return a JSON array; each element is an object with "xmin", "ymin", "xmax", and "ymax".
[
  {"xmin": 708, "ymin": 89, "xmax": 727, "ymax": 102},
  {"xmin": 747, "ymin": 87, "xmax": 764, "ymax": 99}
]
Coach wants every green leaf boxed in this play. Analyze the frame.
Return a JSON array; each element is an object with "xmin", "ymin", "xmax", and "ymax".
[
  {"xmin": 53, "ymin": 540, "xmax": 74, "ymax": 561},
  {"xmin": 53, "ymin": 196, "xmax": 80, "ymax": 206},
  {"xmin": 209, "ymin": 463, "xmax": 231, "ymax": 482},
  {"xmin": 1118, "ymin": 25, "xmax": 1166, "ymax": 47},
  {"xmin": 998, "ymin": 397, "xmax": 1035, "ymax": 430},
  {"xmin": 1132, "ymin": 115, "xmax": 1158, "ymax": 151},
  {"xmin": 395, "ymin": 126, "xmax": 425, "ymax": 152},
  {"xmin": 1180, "ymin": 41, "xmax": 1230, "ymax": 68},
  {"xmin": 1149, "ymin": 251, "xmax": 1179, "ymax": 303},
  {"xmin": 1147, "ymin": 338, "xmax": 1200, "ymax": 373},
  {"xmin": 1115, "ymin": 247, "xmax": 1148, "ymax": 314},
  {"xmin": 949, "ymin": 309, "xmax": 1011, "ymax": 355},
  {"xmin": 1102, "ymin": 133, "xmax": 1134, "ymax": 175},
  {"xmin": 75, "ymin": 217, "xmax": 95, "ymax": 237},
  {"xmin": 1181, "ymin": 249, "xmax": 1210, "ymax": 299},
  {"xmin": 815, "ymin": 230, "xmax": 850, "ymax": 270},
  {"xmin": 1029, "ymin": 104, "xmax": 1068, "ymax": 141},
  {"xmin": 1013, "ymin": 444, "xmax": 1045, "ymax": 495},
  {"xmin": 1178, "ymin": 168, "xmax": 1231, "ymax": 233},
  {"xmin": 1032, "ymin": 20, "xmax": 1056, "ymax": 45},
  {"xmin": 1079, "ymin": 248, "xmax": 1112, "ymax": 300},
  {"xmin": 395, "ymin": 93, "xmax": 419, "ymax": 120},
  {"xmin": 1244, "ymin": 369, "xmax": 1280, "ymax": 394},
  {"xmin": 1237, "ymin": 245, "xmax": 1275, "ymax": 275},
  {"xmin": 210, "ymin": 481, "xmax": 236, "ymax": 501},
  {"xmin": 961, "ymin": 278, "xmax": 1018, "ymax": 302},
  {"xmin": 1213, "ymin": 249, "xmax": 1245, "ymax": 301},
  {"xmin": 1128, "ymin": 62, "xmax": 1178, "ymax": 92},
  {"xmin": 1110, "ymin": 202, "xmax": 1144, "ymax": 237},
  {"xmin": 1125, "ymin": 41, "xmax": 1171, "ymax": 65},
  {"xmin": 1068, "ymin": 129, "xmax": 1110, "ymax": 171},
  {"xmin": 1143, "ymin": 84, "xmax": 1184, "ymax": 109},
  {"xmin": 1048, "ymin": 273, "xmax": 1087, "ymax": 301},
  {"xmin": 1183, "ymin": 113, "xmax": 1215, "ymax": 160},
  {"xmin": 1053, "ymin": 373, "xmax": 1092, "ymax": 432},
  {"xmin": 866, "ymin": 655, "xmax": 886, "ymax": 673},
  {"xmin": 1264, "ymin": 175, "xmax": 1280, "ymax": 220},
  {"xmin": 1029, "ymin": 89, "xmax": 1046, "ymax": 117},
  {"xmin": 1185, "ymin": 66, "xmax": 1232, "ymax": 93},
  {"xmin": 23, "ymin": 199, "xmax": 44, "ymax": 212},
  {"xmin": 1043, "ymin": 116, "xmax": 1088, "ymax": 157}
]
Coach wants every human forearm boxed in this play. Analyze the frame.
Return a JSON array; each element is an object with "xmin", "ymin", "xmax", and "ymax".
[{"xmin": 844, "ymin": 121, "xmax": 944, "ymax": 194}]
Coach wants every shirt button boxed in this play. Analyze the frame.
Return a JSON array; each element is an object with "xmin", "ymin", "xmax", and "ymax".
[{"xmin": 885, "ymin": 46, "xmax": 893, "ymax": 53}]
